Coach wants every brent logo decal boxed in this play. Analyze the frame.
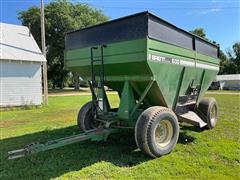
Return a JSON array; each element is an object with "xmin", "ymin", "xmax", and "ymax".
[{"xmin": 148, "ymin": 54, "xmax": 180, "ymax": 65}]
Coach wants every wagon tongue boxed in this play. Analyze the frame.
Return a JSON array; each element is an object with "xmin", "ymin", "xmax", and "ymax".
[
  {"xmin": 8, "ymin": 142, "xmax": 40, "ymax": 159},
  {"xmin": 8, "ymin": 128, "xmax": 117, "ymax": 159}
]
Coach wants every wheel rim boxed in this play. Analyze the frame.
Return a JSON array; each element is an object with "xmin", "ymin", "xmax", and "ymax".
[
  {"xmin": 88, "ymin": 112, "xmax": 100, "ymax": 129},
  {"xmin": 154, "ymin": 120, "xmax": 173, "ymax": 148},
  {"xmin": 210, "ymin": 104, "xmax": 217, "ymax": 124}
]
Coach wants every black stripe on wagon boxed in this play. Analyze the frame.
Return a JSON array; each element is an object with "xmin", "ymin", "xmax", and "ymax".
[{"xmin": 65, "ymin": 11, "xmax": 219, "ymax": 58}]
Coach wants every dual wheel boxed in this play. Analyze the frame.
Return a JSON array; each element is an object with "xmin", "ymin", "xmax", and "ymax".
[
  {"xmin": 197, "ymin": 97, "xmax": 219, "ymax": 129},
  {"xmin": 135, "ymin": 106, "xmax": 179, "ymax": 158},
  {"xmin": 77, "ymin": 98, "xmax": 218, "ymax": 158}
]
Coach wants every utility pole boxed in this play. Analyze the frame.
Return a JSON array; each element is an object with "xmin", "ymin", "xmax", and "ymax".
[{"xmin": 40, "ymin": 0, "xmax": 48, "ymax": 105}]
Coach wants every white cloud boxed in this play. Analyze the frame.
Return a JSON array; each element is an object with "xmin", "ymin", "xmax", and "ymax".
[
  {"xmin": 201, "ymin": 8, "xmax": 221, "ymax": 15},
  {"xmin": 186, "ymin": 8, "xmax": 222, "ymax": 16}
]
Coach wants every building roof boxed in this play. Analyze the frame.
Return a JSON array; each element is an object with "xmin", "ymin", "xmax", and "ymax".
[
  {"xmin": 0, "ymin": 22, "xmax": 46, "ymax": 62},
  {"xmin": 216, "ymin": 74, "xmax": 240, "ymax": 81}
]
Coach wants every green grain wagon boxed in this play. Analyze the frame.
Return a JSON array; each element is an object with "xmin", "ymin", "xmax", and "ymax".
[{"xmin": 8, "ymin": 12, "xmax": 219, "ymax": 159}]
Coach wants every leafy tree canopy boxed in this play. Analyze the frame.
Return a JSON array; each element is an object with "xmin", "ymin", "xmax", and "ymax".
[
  {"xmin": 19, "ymin": 0, "xmax": 108, "ymax": 88},
  {"xmin": 224, "ymin": 42, "xmax": 240, "ymax": 74},
  {"xmin": 190, "ymin": 28, "xmax": 206, "ymax": 39}
]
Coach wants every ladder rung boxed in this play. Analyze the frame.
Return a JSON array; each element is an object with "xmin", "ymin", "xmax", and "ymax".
[{"xmin": 92, "ymin": 59, "xmax": 102, "ymax": 62}]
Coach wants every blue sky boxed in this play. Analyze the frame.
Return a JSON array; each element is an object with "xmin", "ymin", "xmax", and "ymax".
[{"xmin": 0, "ymin": 0, "xmax": 239, "ymax": 52}]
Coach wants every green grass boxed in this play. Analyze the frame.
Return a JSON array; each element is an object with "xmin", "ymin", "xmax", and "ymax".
[
  {"xmin": 0, "ymin": 94, "xmax": 240, "ymax": 179},
  {"xmin": 207, "ymin": 90, "xmax": 240, "ymax": 93},
  {"xmin": 48, "ymin": 88, "xmax": 91, "ymax": 94}
]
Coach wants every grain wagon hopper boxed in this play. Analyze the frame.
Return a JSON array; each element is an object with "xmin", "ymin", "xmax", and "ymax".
[{"xmin": 8, "ymin": 12, "xmax": 219, "ymax": 159}]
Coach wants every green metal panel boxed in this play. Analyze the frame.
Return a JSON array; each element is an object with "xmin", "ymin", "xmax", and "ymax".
[
  {"xmin": 146, "ymin": 38, "xmax": 219, "ymax": 108},
  {"xmin": 65, "ymin": 37, "xmax": 219, "ymax": 110},
  {"xmin": 117, "ymin": 81, "xmax": 136, "ymax": 120},
  {"xmin": 65, "ymin": 38, "xmax": 151, "ymax": 81},
  {"xmin": 147, "ymin": 62, "xmax": 183, "ymax": 108}
]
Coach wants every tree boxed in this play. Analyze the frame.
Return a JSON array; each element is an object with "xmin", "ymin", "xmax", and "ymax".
[
  {"xmin": 218, "ymin": 50, "xmax": 229, "ymax": 74},
  {"xmin": 18, "ymin": 0, "xmax": 108, "ymax": 89},
  {"xmin": 190, "ymin": 28, "xmax": 206, "ymax": 39},
  {"xmin": 225, "ymin": 42, "xmax": 240, "ymax": 74},
  {"xmin": 218, "ymin": 43, "xmax": 240, "ymax": 74}
]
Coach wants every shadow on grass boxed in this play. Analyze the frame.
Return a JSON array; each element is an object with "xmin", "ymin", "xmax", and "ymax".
[
  {"xmin": 178, "ymin": 131, "xmax": 196, "ymax": 144},
  {"xmin": 0, "ymin": 125, "xmax": 196, "ymax": 179},
  {"xmin": 0, "ymin": 126, "xmax": 148, "ymax": 179},
  {"xmin": 180, "ymin": 124, "xmax": 203, "ymax": 132}
]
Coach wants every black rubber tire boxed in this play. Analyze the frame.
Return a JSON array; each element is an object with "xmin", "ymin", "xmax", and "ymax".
[
  {"xmin": 135, "ymin": 106, "xmax": 179, "ymax": 158},
  {"xmin": 77, "ymin": 101, "xmax": 100, "ymax": 132},
  {"xmin": 197, "ymin": 97, "xmax": 219, "ymax": 129}
]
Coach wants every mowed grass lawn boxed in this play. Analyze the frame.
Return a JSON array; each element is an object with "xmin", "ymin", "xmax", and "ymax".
[{"xmin": 0, "ymin": 94, "xmax": 239, "ymax": 179}]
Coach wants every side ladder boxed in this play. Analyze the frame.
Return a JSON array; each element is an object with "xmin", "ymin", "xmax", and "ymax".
[{"xmin": 89, "ymin": 45, "xmax": 107, "ymax": 117}]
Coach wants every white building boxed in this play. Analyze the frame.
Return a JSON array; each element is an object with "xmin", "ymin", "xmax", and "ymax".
[
  {"xmin": 216, "ymin": 74, "xmax": 240, "ymax": 90},
  {"xmin": 0, "ymin": 23, "xmax": 46, "ymax": 107}
]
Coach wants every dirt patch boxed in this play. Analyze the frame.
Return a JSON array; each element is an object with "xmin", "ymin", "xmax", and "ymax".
[{"xmin": 0, "ymin": 119, "xmax": 29, "ymax": 128}]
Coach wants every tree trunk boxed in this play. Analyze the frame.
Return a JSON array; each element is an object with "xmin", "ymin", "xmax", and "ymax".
[{"xmin": 74, "ymin": 73, "xmax": 80, "ymax": 90}]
